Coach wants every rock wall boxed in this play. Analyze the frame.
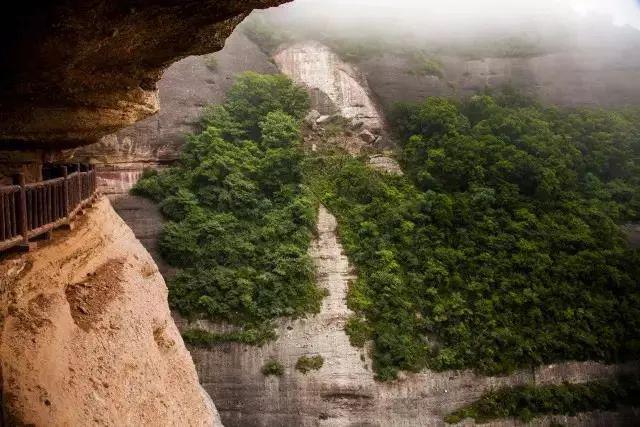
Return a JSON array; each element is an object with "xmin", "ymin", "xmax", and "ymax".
[
  {"xmin": 0, "ymin": 197, "xmax": 221, "ymax": 426},
  {"xmin": 76, "ymin": 31, "xmax": 279, "ymax": 167},
  {"xmin": 274, "ymin": 41, "xmax": 385, "ymax": 135},
  {"xmin": 359, "ymin": 48, "xmax": 640, "ymax": 110},
  {"xmin": 181, "ymin": 205, "xmax": 639, "ymax": 426}
]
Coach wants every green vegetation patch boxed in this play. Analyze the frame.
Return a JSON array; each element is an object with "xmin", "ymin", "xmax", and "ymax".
[
  {"xmin": 182, "ymin": 326, "xmax": 276, "ymax": 347},
  {"xmin": 204, "ymin": 54, "xmax": 218, "ymax": 71},
  {"xmin": 295, "ymin": 355, "xmax": 324, "ymax": 374},
  {"xmin": 445, "ymin": 375, "xmax": 640, "ymax": 424},
  {"xmin": 344, "ymin": 315, "xmax": 372, "ymax": 348},
  {"xmin": 306, "ymin": 93, "xmax": 640, "ymax": 380},
  {"xmin": 262, "ymin": 360, "xmax": 285, "ymax": 377},
  {"xmin": 406, "ymin": 53, "xmax": 444, "ymax": 78},
  {"xmin": 133, "ymin": 73, "xmax": 324, "ymax": 341}
]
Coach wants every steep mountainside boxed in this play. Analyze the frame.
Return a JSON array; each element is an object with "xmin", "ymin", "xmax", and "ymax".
[
  {"xmin": 79, "ymin": 28, "xmax": 640, "ymax": 426},
  {"xmin": 359, "ymin": 48, "xmax": 640, "ymax": 109},
  {"xmin": 76, "ymin": 31, "xmax": 278, "ymax": 169},
  {"xmin": 274, "ymin": 42, "xmax": 384, "ymax": 133},
  {"xmin": 75, "ymin": 31, "xmax": 278, "ymax": 198},
  {"xmin": 0, "ymin": 0, "xmax": 289, "ymax": 147}
]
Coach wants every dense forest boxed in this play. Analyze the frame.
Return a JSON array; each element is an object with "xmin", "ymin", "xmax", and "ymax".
[
  {"xmin": 135, "ymin": 72, "xmax": 640, "ymax": 382},
  {"xmin": 133, "ymin": 73, "xmax": 325, "ymax": 343},
  {"xmin": 307, "ymin": 92, "xmax": 640, "ymax": 380}
]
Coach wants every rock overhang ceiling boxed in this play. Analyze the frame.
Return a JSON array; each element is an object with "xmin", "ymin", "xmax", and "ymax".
[{"xmin": 0, "ymin": 0, "xmax": 290, "ymax": 149}]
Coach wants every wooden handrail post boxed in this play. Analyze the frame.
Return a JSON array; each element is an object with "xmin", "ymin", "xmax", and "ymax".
[
  {"xmin": 16, "ymin": 173, "xmax": 28, "ymax": 244},
  {"xmin": 77, "ymin": 163, "xmax": 83, "ymax": 202},
  {"xmin": 62, "ymin": 166, "xmax": 70, "ymax": 220}
]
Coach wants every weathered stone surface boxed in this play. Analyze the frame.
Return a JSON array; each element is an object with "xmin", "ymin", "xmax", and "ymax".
[
  {"xmin": 368, "ymin": 155, "xmax": 403, "ymax": 175},
  {"xmin": 0, "ymin": 0, "xmax": 290, "ymax": 147},
  {"xmin": 0, "ymin": 198, "xmax": 221, "ymax": 425},
  {"xmin": 274, "ymin": 41, "xmax": 385, "ymax": 134},
  {"xmin": 360, "ymin": 48, "xmax": 640, "ymax": 109},
  {"xmin": 74, "ymin": 30, "xmax": 279, "ymax": 166},
  {"xmin": 358, "ymin": 129, "xmax": 376, "ymax": 144}
]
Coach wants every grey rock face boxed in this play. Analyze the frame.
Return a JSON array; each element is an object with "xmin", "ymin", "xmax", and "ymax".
[
  {"xmin": 360, "ymin": 48, "xmax": 640, "ymax": 109},
  {"xmin": 368, "ymin": 155, "xmax": 403, "ymax": 175},
  {"xmin": 273, "ymin": 41, "xmax": 385, "ymax": 135}
]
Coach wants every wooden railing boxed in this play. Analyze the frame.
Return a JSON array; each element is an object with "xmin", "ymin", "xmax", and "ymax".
[{"xmin": 0, "ymin": 165, "xmax": 98, "ymax": 253}]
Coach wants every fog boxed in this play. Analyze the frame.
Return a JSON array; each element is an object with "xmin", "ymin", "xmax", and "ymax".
[
  {"xmin": 277, "ymin": 0, "xmax": 640, "ymax": 30},
  {"xmin": 251, "ymin": 0, "xmax": 640, "ymax": 52}
]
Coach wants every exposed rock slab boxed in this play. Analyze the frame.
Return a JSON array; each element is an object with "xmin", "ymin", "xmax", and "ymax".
[
  {"xmin": 0, "ymin": 0, "xmax": 290, "ymax": 147},
  {"xmin": 274, "ymin": 41, "xmax": 385, "ymax": 134},
  {"xmin": 368, "ymin": 155, "xmax": 403, "ymax": 175},
  {"xmin": 0, "ymin": 198, "xmax": 220, "ymax": 426}
]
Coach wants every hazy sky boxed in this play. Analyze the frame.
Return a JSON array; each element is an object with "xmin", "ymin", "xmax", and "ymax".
[{"xmin": 286, "ymin": 0, "xmax": 640, "ymax": 30}]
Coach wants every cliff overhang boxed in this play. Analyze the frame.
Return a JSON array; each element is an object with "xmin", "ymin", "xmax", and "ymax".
[{"xmin": 0, "ymin": 0, "xmax": 290, "ymax": 149}]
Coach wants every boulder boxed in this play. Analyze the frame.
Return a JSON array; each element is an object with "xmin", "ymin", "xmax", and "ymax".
[
  {"xmin": 316, "ymin": 115, "xmax": 333, "ymax": 125},
  {"xmin": 305, "ymin": 110, "xmax": 321, "ymax": 126},
  {"xmin": 358, "ymin": 129, "xmax": 376, "ymax": 144}
]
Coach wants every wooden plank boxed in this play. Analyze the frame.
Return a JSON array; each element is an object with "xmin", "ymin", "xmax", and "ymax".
[
  {"xmin": 11, "ymin": 192, "xmax": 17, "ymax": 237},
  {"xmin": 62, "ymin": 166, "xmax": 69, "ymax": 219},
  {"xmin": 53, "ymin": 183, "xmax": 58, "ymax": 220},
  {"xmin": 39, "ymin": 187, "xmax": 44, "ymax": 228},
  {"xmin": 1, "ymin": 192, "xmax": 5, "ymax": 241},
  {"xmin": 6, "ymin": 193, "xmax": 11, "ymax": 238},
  {"xmin": 17, "ymin": 173, "xmax": 28, "ymax": 245},
  {"xmin": 47, "ymin": 185, "xmax": 52, "ymax": 224}
]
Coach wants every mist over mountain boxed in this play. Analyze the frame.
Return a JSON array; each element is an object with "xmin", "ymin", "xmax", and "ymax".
[{"xmin": 247, "ymin": 0, "xmax": 640, "ymax": 56}]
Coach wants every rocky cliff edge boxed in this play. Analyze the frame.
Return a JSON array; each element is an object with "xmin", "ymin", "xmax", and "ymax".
[{"xmin": 0, "ymin": 198, "xmax": 221, "ymax": 426}]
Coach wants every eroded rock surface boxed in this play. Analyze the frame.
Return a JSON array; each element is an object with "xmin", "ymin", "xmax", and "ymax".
[
  {"xmin": 0, "ymin": 198, "xmax": 220, "ymax": 426},
  {"xmin": 75, "ymin": 31, "xmax": 279, "ymax": 167},
  {"xmin": 0, "ymin": 0, "xmax": 289, "ymax": 147},
  {"xmin": 274, "ymin": 41, "xmax": 385, "ymax": 135}
]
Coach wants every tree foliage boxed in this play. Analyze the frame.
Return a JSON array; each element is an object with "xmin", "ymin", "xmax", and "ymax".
[
  {"xmin": 262, "ymin": 360, "xmax": 285, "ymax": 377},
  {"xmin": 445, "ymin": 375, "xmax": 640, "ymax": 424},
  {"xmin": 295, "ymin": 355, "xmax": 324, "ymax": 374},
  {"xmin": 306, "ymin": 94, "xmax": 640, "ymax": 380},
  {"xmin": 133, "ymin": 73, "xmax": 322, "ymax": 338}
]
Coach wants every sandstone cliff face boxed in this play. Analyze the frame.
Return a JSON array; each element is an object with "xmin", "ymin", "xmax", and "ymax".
[
  {"xmin": 0, "ymin": 198, "xmax": 221, "ymax": 426},
  {"xmin": 73, "ymin": 30, "xmax": 278, "ymax": 202},
  {"xmin": 0, "ymin": 0, "xmax": 290, "ymax": 147}
]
